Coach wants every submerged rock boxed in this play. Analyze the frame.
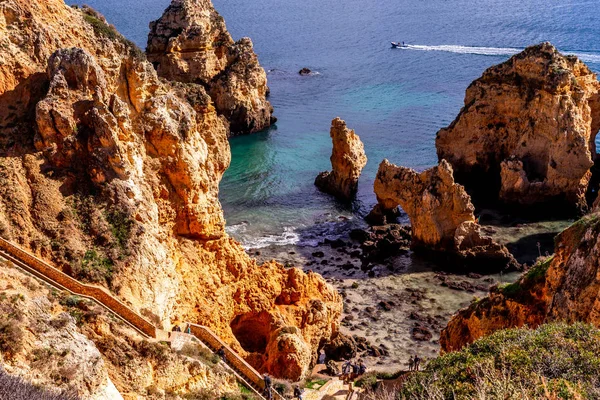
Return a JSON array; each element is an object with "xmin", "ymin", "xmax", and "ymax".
[
  {"xmin": 441, "ymin": 213, "xmax": 600, "ymax": 352},
  {"xmin": 372, "ymin": 159, "xmax": 518, "ymax": 272},
  {"xmin": 437, "ymin": 42, "xmax": 600, "ymax": 213},
  {"xmin": 147, "ymin": 0, "xmax": 275, "ymax": 135},
  {"xmin": 315, "ymin": 118, "xmax": 368, "ymax": 201}
]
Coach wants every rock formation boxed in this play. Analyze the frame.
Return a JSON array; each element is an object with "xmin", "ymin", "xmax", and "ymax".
[
  {"xmin": 315, "ymin": 118, "xmax": 367, "ymax": 200},
  {"xmin": 441, "ymin": 213, "xmax": 600, "ymax": 352},
  {"xmin": 0, "ymin": 261, "xmax": 241, "ymax": 399},
  {"xmin": 147, "ymin": 0, "xmax": 275, "ymax": 136},
  {"xmin": 0, "ymin": 0, "xmax": 341, "ymax": 387},
  {"xmin": 372, "ymin": 159, "xmax": 517, "ymax": 271},
  {"xmin": 436, "ymin": 43, "xmax": 600, "ymax": 213}
]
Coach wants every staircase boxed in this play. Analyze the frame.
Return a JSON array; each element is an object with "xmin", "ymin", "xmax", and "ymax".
[
  {"xmin": 0, "ymin": 237, "xmax": 284, "ymax": 400},
  {"xmin": 188, "ymin": 324, "xmax": 286, "ymax": 400}
]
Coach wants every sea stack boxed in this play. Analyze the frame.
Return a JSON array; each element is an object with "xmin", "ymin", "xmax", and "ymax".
[
  {"xmin": 372, "ymin": 159, "xmax": 518, "ymax": 272},
  {"xmin": 436, "ymin": 42, "xmax": 600, "ymax": 213},
  {"xmin": 147, "ymin": 0, "xmax": 275, "ymax": 136},
  {"xmin": 315, "ymin": 117, "xmax": 368, "ymax": 201}
]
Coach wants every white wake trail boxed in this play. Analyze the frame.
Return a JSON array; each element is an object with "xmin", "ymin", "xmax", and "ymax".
[{"xmin": 401, "ymin": 44, "xmax": 600, "ymax": 63}]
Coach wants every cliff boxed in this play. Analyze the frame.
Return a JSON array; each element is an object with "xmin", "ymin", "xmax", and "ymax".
[
  {"xmin": 315, "ymin": 117, "xmax": 367, "ymax": 200},
  {"xmin": 436, "ymin": 43, "xmax": 600, "ymax": 213},
  {"xmin": 0, "ymin": 260, "xmax": 241, "ymax": 399},
  {"xmin": 0, "ymin": 0, "xmax": 341, "ymax": 387},
  {"xmin": 147, "ymin": 0, "xmax": 275, "ymax": 136},
  {"xmin": 372, "ymin": 159, "xmax": 517, "ymax": 272},
  {"xmin": 441, "ymin": 213, "xmax": 600, "ymax": 352}
]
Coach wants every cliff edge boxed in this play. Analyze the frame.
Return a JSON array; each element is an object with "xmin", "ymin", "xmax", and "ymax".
[
  {"xmin": 437, "ymin": 43, "xmax": 600, "ymax": 213},
  {"xmin": 0, "ymin": 0, "xmax": 340, "ymax": 388},
  {"xmin": 147, "ymin": 0, "xmax": 275, "ymax": 136}
]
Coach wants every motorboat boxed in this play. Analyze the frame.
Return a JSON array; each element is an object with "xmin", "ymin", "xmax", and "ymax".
[{"xmin": 391, "ymin": 41, "xmax": 408, "ymax": 48}]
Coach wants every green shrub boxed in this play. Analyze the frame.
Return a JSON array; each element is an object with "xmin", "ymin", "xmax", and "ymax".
[
  {"xmin": 72, "ymin": 249, "xmax": 114, "ymax": 285},
  {"xmin": 355, "ymin": 372, "xmax": 378, "ymax": 389},
  {"xmin": 0, "ymin": 317, "xmax": 23, "ymax": 358},
  {"xmin": 82, "ymin": 13, "xmax": 119, "ymax": 41},
  {"xmin": 136, "ymin": 340, "xmax": 171, "ymax": 365},
  {"xmin": 80, "ymin": 6, "xmax": 146, "ymax": 61},
  {"xmin": 398, "ymin": 323, "xmax": 600, "ymax": 399},
  {"xmin": 179, "ymin": 342, "xmax": 220, "ymax": 366},
  {"xmin": 106, "ymin": 209, "xmax": 133, "ymax": 249}
]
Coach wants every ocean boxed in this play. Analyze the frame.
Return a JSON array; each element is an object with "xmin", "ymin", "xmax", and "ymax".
[{"xmin": 77, "ymin": 0, "xmax": 600, "ymax": 249}]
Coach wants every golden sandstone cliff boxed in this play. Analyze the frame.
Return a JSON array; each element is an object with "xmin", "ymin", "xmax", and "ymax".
[
  {"xmin": 0, "ymin": 0, "xmax": 341, "ymax": 393},
  {"xmin": 441, "ymin": 213, "xmax": 600, "ymax": 352},
  {"xmin": 147, "ymin": 0, "xmax": 275, "ymax": 136},
  {"xmin": 437, "ymin": 43, "xmax": 600, "ymax": 213},
  {"xmin": 371, "ymin": 159, "xmax": 517, "ymax": 271},
  {"xmin": 438, "ymin": 45, "xmax": 600, "ymax": 352},
  {"xmin": 315, "ymin": 117, "xmax": 367, "ymax": 201}
]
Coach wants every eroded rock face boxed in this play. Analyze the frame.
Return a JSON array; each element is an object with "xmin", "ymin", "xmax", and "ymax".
[
  {"xmin": 147, "ymin": 0, "xmax": 275, "ymax": 135},
  {"xmin": 436, "ymin": 43, "xmax": 600, "ymax": 213},
  {"xmin": 0, "ymin": 262, "xmax": 240, "ymax": 399},
  {"xmin": 0, "ymin": 0, "xmax": 340, "ymax": 383},
  {"xmin": 372, "ymin": 159, "xmax": 517, "ymax": 271},
  {"xmin": 315, "ymin": 118, "xmax": 367, "ymax": 200},
  {"xmin": 441, "ymin": 213, "xmax": 600, "ymax": 352}
]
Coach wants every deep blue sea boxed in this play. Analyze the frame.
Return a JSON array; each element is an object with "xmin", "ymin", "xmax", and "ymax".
[{"xmin": 79, "ymin": 0, "xmax": 600, "ymax": 248}]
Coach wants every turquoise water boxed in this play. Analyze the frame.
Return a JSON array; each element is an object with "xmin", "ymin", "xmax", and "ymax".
[{"xmin": 79, "ymin": 0, "xmax": 600, "ymax": 248}]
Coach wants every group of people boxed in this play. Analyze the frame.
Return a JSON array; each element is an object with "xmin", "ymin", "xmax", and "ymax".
[
  {"xmin": 408, "ymin": 354, "xmax": 421, "ymax": 372},
  {"xmin": 341, "ymin": 359, "xmax": 367, "ymax": 396},
  {"xmin": 170, "ymin": 324, "xmax": 191, "ymax": 334}
]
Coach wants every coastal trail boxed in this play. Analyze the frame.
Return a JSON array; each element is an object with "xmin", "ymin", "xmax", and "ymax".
[{"xmin": 0, "ymin": 237, "xmax": 282, "ymax": 400}]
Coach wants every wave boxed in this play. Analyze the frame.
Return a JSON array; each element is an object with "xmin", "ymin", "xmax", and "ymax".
[
  {"xmin": 226, "ymin": 215, "xmax": 359, "ymax": 250},
  {"xmin": 400, "ymin": 44, "xmax": 600, "ymax": 63},
  {"xmin": 227, "ymin": 225, "xmax": 302, "ymax": 249}
]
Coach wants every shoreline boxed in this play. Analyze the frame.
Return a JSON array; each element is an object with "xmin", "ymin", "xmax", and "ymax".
[{"xmin": 242, "ymin": 216, "xmax": 571, "ymax": 372}]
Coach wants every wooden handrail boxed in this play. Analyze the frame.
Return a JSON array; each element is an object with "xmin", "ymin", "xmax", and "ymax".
[
  {"xmin": 0, "ymin": 237, "xmax": 157, "ymax": 338},
  {"xmin": 0, "ymin": 237, "xmax": 285, "ymax": 399},
  {"xmin": 188, "ymin": 324, "xmax": 285, "ymax": 400}
]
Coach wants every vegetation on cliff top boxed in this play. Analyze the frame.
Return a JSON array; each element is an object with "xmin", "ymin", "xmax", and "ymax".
[
  {"xmin": 76, "ymin": 5, "xmax": 145, "ymax": 60},
  {"xmin": 398, "ymin": 323, "xmax": 600, "ymax": 399}
]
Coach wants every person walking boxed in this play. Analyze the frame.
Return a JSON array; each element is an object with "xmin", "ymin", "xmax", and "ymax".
[
  {"xmin": 217, "ymin": 346, "xmax": 226, "ymax": 361},
  {"xmin": 408, "ymin": 355, "xmax": 415, "ymax": 371},
  {"xmin": 264, "ymin": 374, "xmax": 273, "ymax": 400},
  {"xmin": 414, "ymin": 354, "xmax": 421, "ymax": 372},
  {"xmin": 358, "ymin": 359, "xmax": 366, "ymax": 376},
  {"xmin": 293, "ymin": 385, "xmax": 304, "ymax": 400},
  {"xmin": 341, "ymin": 358, "xmax": 352, "ymax": 382}
]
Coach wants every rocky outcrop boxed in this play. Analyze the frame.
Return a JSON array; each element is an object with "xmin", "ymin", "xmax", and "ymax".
[
  {"xmin": 372, "ymin": 159, "xmax": 517, "ymax": 271},
  {"xmin": 0, "ymin": 261, "xmax": 240, "ymax": 399},
  {"xmin": 441, "ymin": 213, "xmax": 600, "ymax": 352},
  {"xmin": 436, "ymin": 43, "xmax": 600, "ymax": 213},
  {"xmin": 315, "ymin": 118, "xmax": 367, "ymax": 200},
  {"xmin": 147, "ymin": 0, "xmax": 275, "ymax": 136},
  {"xmin": 0, "ymin": 0, "xmax": 340, "ymax": 384}
]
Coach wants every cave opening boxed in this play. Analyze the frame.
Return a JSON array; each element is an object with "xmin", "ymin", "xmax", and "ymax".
[{"xmin": 230, "ymin": 311, "xmax": 272, "ymax": 354}]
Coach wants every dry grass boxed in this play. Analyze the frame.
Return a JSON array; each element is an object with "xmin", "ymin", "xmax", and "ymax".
[{"xmin": 0, "ymin": 369, "xmax": 78, "ymax": 400}]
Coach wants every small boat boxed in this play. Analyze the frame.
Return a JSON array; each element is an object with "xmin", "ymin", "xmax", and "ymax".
[{"xmin": 391, "ymin": 41, "xmax": 408, "ymax": 48}]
